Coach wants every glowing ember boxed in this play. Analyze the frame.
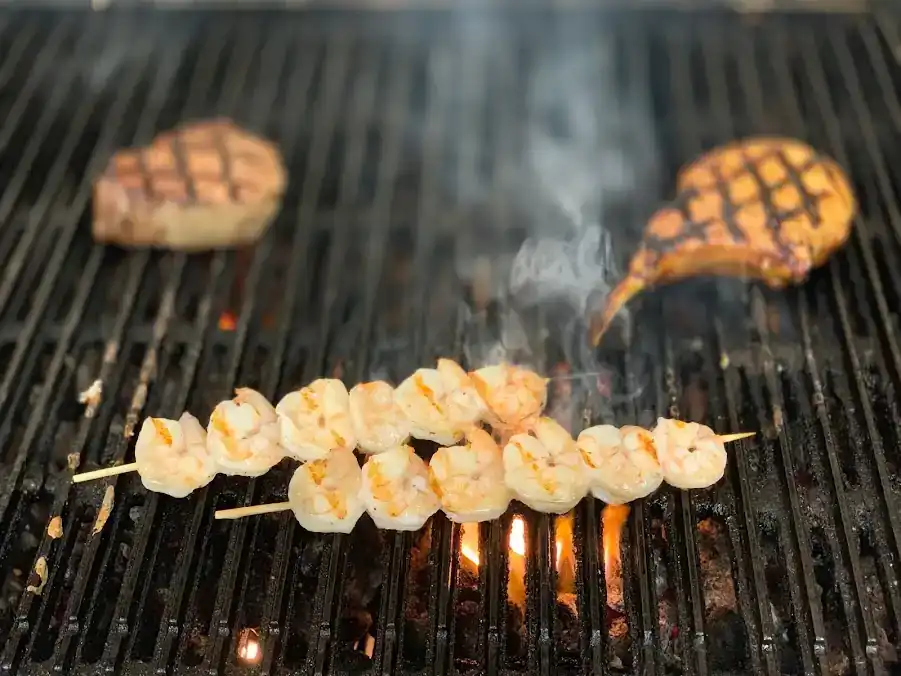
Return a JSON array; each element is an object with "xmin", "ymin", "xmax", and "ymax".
[
  {"xmin": 218, "ymin": 311, "xmax": 237, "ymax": 331},
  {"xmin": 236, "ymin": 628, "xmax": 262, "ymax": 665},
  {"xmin": 353, "ymin": 633, "xmax": 376, "ymax": 658},
  {"xmin": 602, "ymin": 504, "xmax": 630, "ymax": 609}
]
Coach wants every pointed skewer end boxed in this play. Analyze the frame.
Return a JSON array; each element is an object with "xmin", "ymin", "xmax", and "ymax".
[{"xmin": 717, "ymin": 432, "xmax": 756, "ymax": 444}]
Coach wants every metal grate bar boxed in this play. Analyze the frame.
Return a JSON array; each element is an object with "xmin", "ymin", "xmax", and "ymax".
[
  {"xmin": 4, "ymin": 18, "xmax": 178, "ymax": 663},
  {"xmin": 0, "ymin": 18, "xmax": 155, "ymax": 549},
  {"xmin": 61, "ymin": 252, "xmax": 157, "ymax": 669},
  {"xmin": 151, "ymin": 21, "xmax": 278, "ymax": 674},
  {"xmin": 620, "ymin": 23, "xmax": 663, "ymax": 676},
  {"xmin": 0, "ymin": 14, "xmax": 113, "ymax": 520},
  {"xmin": 378, "ymin": 36, "xmax": 452, "ymax": 676},
  {"xmin": 204, "ymin": 30, "xmax": 312, "ymax": 676},
  {"xmin": 763, "ymin": 24, "xmax": 877, "ymax": 671},
  {"xmin": 698, "ymin": 25, "xmax": 792, "ymax": 676},
  {"xmin": 82, "ymin": 45, "xmax": 193, "ymax": 669},
  {"xmin": 855, "ymin": 18, "xmax": 901, "ymax": 644},
  {"xmin": 2, "ymin": 246, "xmax": 105, "ymax": 671},
  {"xmin": 249, "ymin": 35, "xmax": 318, "ymax": 676},
  {"xmin": 261, "ymin": 36, "xmax": 352, "ymax": 676},
  {"xmin": 0, "ymin": 17, "xmax": 166, "ymax": 668},
  {"xmin": 199, "ymin": 23, "xmax": 291, "ymax": 673},
  {"xmin": 692, "ymin": 19, "xmax": 832, "ymax": 674},
  {"xmin": 135, "ymin": 22, "xmax": 255, "ymax": 673},
  {"xmin": 293, "ymin": 37, "xmax": 386, "ymax": 676},
  {"xmin": 797, "ymin": 20, "xmax": 901, "ymax": 668},
  {"xmin": 659, "ymin": 28, "xmax": 721, "ymax": 676}
]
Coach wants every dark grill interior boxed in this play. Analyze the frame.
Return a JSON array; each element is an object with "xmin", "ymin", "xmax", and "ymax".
[{"xmin": 2, "ymin": 7, "xmax": 901, "ymax": 675}]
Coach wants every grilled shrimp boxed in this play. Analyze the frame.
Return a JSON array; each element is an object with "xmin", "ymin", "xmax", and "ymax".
[
  {"xmin": 348, "ymin": 381, "xmax": 410, "ymax": 454},
  {"xmin": 576, "ymin": 424, "xmax": 663, "ymax": 504},
  {"xmin": 470, "ymin": 363, "xmax": 548, "ymax": 434},
  {"xmin": 208, "ymin": 388, "xmax": 283, "ymax": 477},
  {"xmin": 276, "ymin": 379, "xmax": 356, "ymax": 461},
  {"xmin": 436, "ymin": 358, "xmax": 488, "ymax": 424},
  {"xmin": 135, "ymin": 412, "xmax": 217, "ymax": 498},
  {"xmin": 652, "ymin": 418, "xmax": 727, "ymax": 489},
  {"xmin": 429, "ymin": 428, "xmax": 511, "ymax": 523},
  {"xmin": 360, "ymin": 445, "xmax": 440, "ymax": 531},
  {"xmin": 395, "ymin": 359, "xmax": 485, "ymax": 445},
  {"xmin": 288, "ymin": 446, "xmax": 365, "ymax": 533},
  {"xmin": 502, "ymin": 417, "xmax": 589, "ymax": 513}
]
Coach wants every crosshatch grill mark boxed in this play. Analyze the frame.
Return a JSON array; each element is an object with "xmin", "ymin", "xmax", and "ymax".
[{"xmin": 642, "ymin": 146, "xmax": 845, "ymax": 262}]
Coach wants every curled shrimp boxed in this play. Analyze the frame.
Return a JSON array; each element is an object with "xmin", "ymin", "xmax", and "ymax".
[
  {"xmin": 652, "ymin": 418, "xmax": 727, "ymax": 489},
  {"xmin": 208, "ymin": 388, "xmax": 283, "ymax": 477},
  {"xmin": 502, "ymin": 417, "xmax": 589, "ymax": 513},
  {"xmin": 348, "ymin": 381, "xmax": 410, "ymax": 454},
  {"xmin": 576, "ymin": 424, "xmax": 663, "ymax": 504},
  {"xmin": 288, "ymin": 447, "xmax": 365, "ymax": 533},
  {"xmin": 395, "ymin": 359, "xmax": 485, "ymax": 446},
  {"xmin": 429, "ymin": 428, "xmax": 511, "ymax": 523},
  {"xmin": 276, "ymin": 379, "xmax": 356, "ymax": 461},
  {"xmin": 436, "ymin": 358, "xmax": 487, "ymax": 425},
  {"xmin": 470, "ymin": 363, "xmax": 548, "ymax": 434},
  {"xmin": 135, "ymin": 412, "xmax": 217, "ymax": 498},
  {"xmin": 360, "ymin": 445, "xmax": 440, "ymax": 531}
]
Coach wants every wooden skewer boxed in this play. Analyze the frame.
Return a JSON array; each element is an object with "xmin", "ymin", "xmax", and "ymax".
[
  {"xmin": 72, "ymin": 463, "xmax": 139, "ymax": 483},
  {"xmin": 717, "ymin": 432, "xmax": 756, "ymax": 444},
  {"xmin": 215, "ymin": 502, "xmax": 292, "ymax": 520}
]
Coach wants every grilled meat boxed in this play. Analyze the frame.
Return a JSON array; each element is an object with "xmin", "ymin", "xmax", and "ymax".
[
  {"xmin": 589, "ymin": 137, "xmax": 856, "ymax": 345},
  {"xmin": 93, "ymin": 119, "xmax": 286, "ymax": 250}
]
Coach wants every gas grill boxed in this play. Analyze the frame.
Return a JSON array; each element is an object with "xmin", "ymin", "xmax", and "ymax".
[{"xmin": 1, "ymin": 4, "xmax": 900, "ymax": 675}]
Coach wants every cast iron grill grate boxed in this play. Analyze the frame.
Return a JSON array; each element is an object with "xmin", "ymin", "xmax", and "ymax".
[{"xmin": 0, "ymin": 7, "xmax": 900, "ymax": 676}]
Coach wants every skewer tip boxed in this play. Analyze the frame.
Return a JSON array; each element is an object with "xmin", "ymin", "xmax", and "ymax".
[{"xmin": 717, "ymin": 432, "xmax": 756, "ymax": 443}]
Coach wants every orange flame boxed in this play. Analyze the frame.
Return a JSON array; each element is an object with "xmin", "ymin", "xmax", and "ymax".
[
  {"xmin": 460, "ymin": 517, "xmax": 562, "ymax": 567},
  {"xmin": 460, "ymin": 516, "xmax": 571, "ymax": 607},
  {"xmin": 461, "ymin": 523, "xmax": 481, "ymax": 565},
  {"xmin": 602, "ymin": 505, "xmax": 629, "ymax": 609},
  {"xmin": 602, "ymin": 505, "xmax": 630, "ymax": 575},
  {"xmin": 556, "ymin": 512, "xmax": 576, "ymax": 594},
  {"xmin": 218, "ymin": 312, "xmax": 237, "ymax": 331}
]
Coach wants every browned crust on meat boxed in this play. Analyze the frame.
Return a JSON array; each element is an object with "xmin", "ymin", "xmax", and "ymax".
[{"xmin": 93, "ymin": 119, "xmax": 286, "ymax": 250}]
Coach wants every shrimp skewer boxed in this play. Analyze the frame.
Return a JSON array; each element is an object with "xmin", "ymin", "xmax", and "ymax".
[
  {"xmin": 348, "ymin": 381, "xmax": 410, "ymax": 454},
  {"xmin": 360, "ymin": 445, "xmax": 440, "ymax": 531},
  {"xmin": 577, "ymin": 424, "xmax": 663, "ymax": 504},
  {"xmin": 287, "ymin": 447, "xmax": 366, "ymax": 533},
  {"xmin": 470, "ymin": 363, "xmax": 548, "ymax": 436},
  {"xmin": 503, "ymin": 417, "xmax": 589, "ymax": 514},
  {"xmin": 276, "ymin": 379, "xmax": 356, "ymax": 461},
  {"xmin": 429, "ymin": 428, "xmax": 510, "ymax": 523},
  {"xmin": 208, "ymin": 388, "xmax": 283, "ymax": 477}
]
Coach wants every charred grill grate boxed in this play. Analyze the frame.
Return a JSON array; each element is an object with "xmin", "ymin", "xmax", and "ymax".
[{"xmin": 1, "ymin": 7, "xmax": 901, "ymax": 676}]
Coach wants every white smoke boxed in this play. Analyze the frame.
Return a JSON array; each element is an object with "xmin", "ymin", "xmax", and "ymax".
[{"xmin": 454, "ymin": 30, "xmax": 658, "ymax": 384}]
